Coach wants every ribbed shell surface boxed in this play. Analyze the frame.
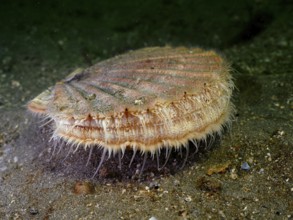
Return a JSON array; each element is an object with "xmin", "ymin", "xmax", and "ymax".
[{"xmin": 28, "ymin": 46, "xmax": 234, "ymax": 153}]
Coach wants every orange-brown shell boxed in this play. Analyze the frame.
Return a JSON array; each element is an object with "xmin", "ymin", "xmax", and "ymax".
[{"xmin": 28, "ymin": 46, "xmax": 234, "ymax": 153}]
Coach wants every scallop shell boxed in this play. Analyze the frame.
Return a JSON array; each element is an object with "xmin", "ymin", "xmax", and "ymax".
[{"xmin": 28, "ymin": 46, "xmax": 234, "ymax": 174}]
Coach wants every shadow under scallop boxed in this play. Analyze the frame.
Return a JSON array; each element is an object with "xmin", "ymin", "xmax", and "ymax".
[{"xmin": 25, "ymin": 118, "xmax": 222, "ymax": 182}]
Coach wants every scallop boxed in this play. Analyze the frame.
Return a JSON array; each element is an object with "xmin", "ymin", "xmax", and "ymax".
[{"xmin": 28, "ymin": 46, "xmax": 234, "ymax": 176}]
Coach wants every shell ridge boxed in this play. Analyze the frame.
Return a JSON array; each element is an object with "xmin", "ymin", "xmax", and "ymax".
[
  {"xmin": 27, "ymin": 46, "xmax": 234, "ymax": 171},
  {"xmin": 70, "ymin": 81, "xmax": 125, "ymax": 113},
  {"xmin": 62, "ymin": 83, "xmax": 92, "ymax": 114},
  {"xmin": 105, "ymin": 50, "xmax": 216, "ymax": 66}
]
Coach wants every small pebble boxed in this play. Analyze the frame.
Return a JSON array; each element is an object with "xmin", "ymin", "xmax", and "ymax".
[
  {"xmin": 184, "ymin": 195, "xmax": 192, "ymax": 202},
  {"xmin": 241, "ymin": 162, "xmax": 250, "ymax": 171},
  {"xmin": 149, "ymin": 181, "xmax": 160, "ymax": 190},
  {"xmin": 258, "ymin": 168, "xmax": 264, "ymax": 174},
  {"xmin": 11, "ymin": 80, "xmax": 20, "ymax": 88},
  {"xmin": 29, "ymin": 207, "xmax": 39, "ymax": 215},
  {"xmin": 230, "ymin": 168, "xmax": 238, "ymax": 180},
  {"xmin": 73, "ymin": 181, "xmax": 95, "ymax": 195},
  {"xmin": 13, "ymin": 156, "xmax": 18, "ymax": 163}
]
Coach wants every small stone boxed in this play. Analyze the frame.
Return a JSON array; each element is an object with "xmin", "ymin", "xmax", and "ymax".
[
  {"xmin": 11, "ymin": 80, "xmax": 20, "ymax": 88},
  {"xmin": 13, "ymin": 156, "xmax": 18, "ymax": 163},
  {"xmin": 149, "ymin": 181, "xmax": 160, "ymax": 190},
  {"xmin": 230, "ymin": 168, "xmax": 238, "ymax": 180},
  {"xmin": 258, "ymin": 168, "xmax": 264, "ymax": 174},
  {"xmin": 184, "ymin": 195, "xmax": 192, "ymax": 202},
  {"xmin": 29, "ymin": 207, "xmax": 39, "ymax": 215},
  {"xmin": 266, "ymin": 153, "xmax": 272, "ymax": 162},
  {"xmin": 241, "ymin": 162, "xmax": 250, "ymax": 171},
  {"xmin": 73, "ymin": 181, "xmax": 95, "ymax": 195}
]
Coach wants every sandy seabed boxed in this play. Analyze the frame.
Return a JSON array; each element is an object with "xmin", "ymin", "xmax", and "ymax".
[{"xmin": 0, "ymin": 0, "xmax": 292, "ymax": 219}]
